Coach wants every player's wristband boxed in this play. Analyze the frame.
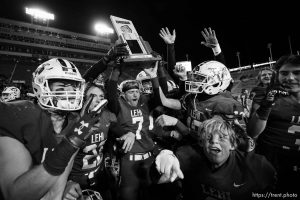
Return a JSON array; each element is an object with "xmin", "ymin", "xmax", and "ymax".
[
  {"xmin": 212, "ymin": 44, "xmax": 221, "ymax": 56},
  {"xmin": 43, "ymin": 138, "xmax": 78, "ymax": 176},
  {"xmin": 256, "ymin": 106, "xmax": 272, "ymax": 120}
]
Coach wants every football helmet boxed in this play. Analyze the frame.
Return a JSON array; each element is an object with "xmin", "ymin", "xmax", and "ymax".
[
  {"xmin": 1, "ymin": 86, "xmax": 20, "ymax": 102},
  {"xmin": 32, "ymin": 58, "xmax": 85, "ymax": 111},
  {"xmin": 136, "ymin": 70, "xmax": 152, "ymax": 94},
  {"xmin": 82, "ymin": 189, "xmax": 103, "ymax": 200},
  {"xmin": 167, "ymin": 80, "xmax": 178, "ymax": 92},
  {"xmin": 185, "ymin": 61, "xmax": 232, "ymax": 95}
]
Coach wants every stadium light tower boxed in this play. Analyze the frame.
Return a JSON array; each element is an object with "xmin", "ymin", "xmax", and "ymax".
[
  {"xmin": 25, "ymin": 7, "xmax": 55, "ymax": 26},
  {"xmin": 94, "ymin": 22, "xmax": 114, "ymax": 37}
]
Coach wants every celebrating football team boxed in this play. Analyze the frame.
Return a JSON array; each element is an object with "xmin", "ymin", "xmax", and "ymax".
[{"xmin": 0, "ymin": 17, "xmax": 299, "ymax": 200}]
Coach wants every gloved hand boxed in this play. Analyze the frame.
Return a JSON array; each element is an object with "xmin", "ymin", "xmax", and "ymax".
[
  {"xmin": 43, "ymin": 95, "xmax": 104, "ymax": 176},
  {"xmin": 256, "ymin": 86, "xmax": 289, "ymax": 120},
  {"xmin": 103, "ymin": 43, "xmax": 129, "ymax": 63},
  {"xmin": 66, "ymin": 94, "xmax": 103, "ymax": 148}
]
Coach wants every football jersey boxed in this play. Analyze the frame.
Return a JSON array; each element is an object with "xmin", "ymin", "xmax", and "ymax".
[
  {"xmin": 0, "ymin": 100, "xmax": 77, "ymax": 165},
  {"xmin": 259, "ymin": 96, "xmax": 300, "ymax": 151},
  {"xmin": 181, "ymin": 92, "xmax": 245, "ymax": 135},
  {"xmin": 176, "ymin": 145, "xmax": 276, "ymax": 200},
  {"xmin": 70, "ymin": 109, "xmax": 117, "ymax": 185},
  {"xmin": 117, "ymin": 95, "xmax": 155, "ymax": 153}
]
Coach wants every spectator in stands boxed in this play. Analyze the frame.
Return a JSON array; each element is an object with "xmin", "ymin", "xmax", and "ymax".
[
  {"xmin": 247, "ymin": 54, "xmax": 300, "ymax": 193},
  {"xmin": 249, "ymin": 68, "xmax": 275, "ymax": 115},
  {"xmin": 154, "ymin": 115, "xmax": 277, "ymax": 200},
  {"xmin": 1, "ymin": 86, "xmax": 20, "ymax": 102}
]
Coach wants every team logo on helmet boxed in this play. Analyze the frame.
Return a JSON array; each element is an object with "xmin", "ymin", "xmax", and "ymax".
[
  {"xmin": 1, "ymin": 86, "xmax": 20, "ymax": 102},
  {"xmin": 185, "ymin": 61, "xmax": 232, "ymax": 95}
]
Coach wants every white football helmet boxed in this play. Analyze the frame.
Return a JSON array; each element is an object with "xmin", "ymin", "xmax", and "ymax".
[
  {"xmin": 1, "ymin": 86, "xmax": 20, "ymax": 102},
  {"xmin": 32, "ymin": 58, "xmax": 85, "ymax": 111},
  {"xmin": 136, "ymin": 71, "xmax": 152, "ymax": 94},
  {"xmin": 167, "ymin": 80, "xmax": 178, "ymax": 92},
  {"xmin": 82, "ymin": 189, "xmax": 103, "ymax": 200},
  {"xmin": 185, "ymin": 61, "xmax": 232, "ymax": 95}
]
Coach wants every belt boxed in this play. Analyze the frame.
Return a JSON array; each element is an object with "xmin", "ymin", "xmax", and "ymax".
[{"xmin": 129, "ymin": 152, "xmax": 152, "ymax": 161}]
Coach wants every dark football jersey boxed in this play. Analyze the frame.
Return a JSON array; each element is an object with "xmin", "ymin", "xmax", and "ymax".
[
  {"xmin": 176, "ymin": 145, "xmax": 276, "ymax": 200},
  {"xmin": 259, "ymin": 96, "xmax": 300, "ymax": 150},
  {"xmin": 70, "ymin": 109, "xmax": 117, "ymax": 180},
  {"xmin": 117, "ymin": 95, "xmax": 155, "ymax": 153},
  {"xmin": 181, "ymin": 92, "xmax": 245, "ymax": 135},
  {"xmin": 0, "ymin": 100, "xmax": 76, "ymax": 165}
]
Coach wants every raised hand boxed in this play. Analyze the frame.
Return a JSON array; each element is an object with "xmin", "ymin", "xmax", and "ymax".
[
  {"xmin": 159, "ymin": 27, "xmax": 176, "ymax": 44},
  {"xmin": 201, "ymin": 27, "xmax": 219, "ymax": 48},
  {"xmin": 144, "ymin": 61, "xmax": 159, "ymax": 78},
  {"xmin": 104, "ymin": 43, "xmax": 129, "ymax": 63},
  {"xmin": 66, "ymin": 95, "xmax": 102, "ymax": 149},
  {"xmin": 173, "ymin": 64, "xmax": 187, "ymax": 80}
]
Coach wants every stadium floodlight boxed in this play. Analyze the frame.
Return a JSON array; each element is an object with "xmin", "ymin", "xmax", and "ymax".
[
  {"xmin": 25, "ymin": 7, "xmax": 55, "ymax": 21},
  {"xmin": 94, "ymin": 23, "xmax": 114, "ymax": 35}
]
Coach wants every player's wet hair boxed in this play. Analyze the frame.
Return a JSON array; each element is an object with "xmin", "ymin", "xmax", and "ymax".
[
  {"xmin": 198, "ymin": 115, "xmax": 237, "ymax": 148},
  {"xmin": 121, "ymin": 80, "xmax": 140, "ymax": 93}
]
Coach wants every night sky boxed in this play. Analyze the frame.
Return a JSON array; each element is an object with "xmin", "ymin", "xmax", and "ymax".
[{"xmin": 1, "ymin": 0, "xmax": 299, "ymax": 69}]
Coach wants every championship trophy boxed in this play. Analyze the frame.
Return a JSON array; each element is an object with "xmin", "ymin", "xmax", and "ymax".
[{"xmin": 110, "ymin": 15, "xmax": 161, "ymax": 63}]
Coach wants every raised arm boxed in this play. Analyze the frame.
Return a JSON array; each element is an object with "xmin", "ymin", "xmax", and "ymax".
[
  {"xmin": 201, "ymin": 27, "xmax": 226, "ymax": 64},
  {"xmin": 83, "ymin": 43, "xmax": 129, "ymax": 81},
  {"xmin": 106, "ymin": 64, "xmax": 122, "ymax": 115},
  {"xmin": 159, "ymin": 27, "xmax": 178, "ymax": 84}
]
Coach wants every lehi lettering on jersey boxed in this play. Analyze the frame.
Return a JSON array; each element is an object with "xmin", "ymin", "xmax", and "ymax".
[
  {"xmin": 91, "ymin": 132, "xmax": 105, "ymax": 144},
  {"xmin": 131, "ymin": 109, "xmax": 143, "ymax": 118},
  {"xmin": 201, "ymin": 184, "xmax": 231, "ymax": 200},
  {"xmin": 291, "ymin": 116, "xmax": 300, "ymax": 124}
]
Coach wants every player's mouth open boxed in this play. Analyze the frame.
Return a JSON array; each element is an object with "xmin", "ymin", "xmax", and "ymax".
[{"xmin": 210, "ymin": 147, "xmax": 221, "ymax": 153}]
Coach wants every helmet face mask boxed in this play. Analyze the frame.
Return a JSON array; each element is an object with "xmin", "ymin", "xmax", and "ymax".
[
  {"xmin": 32, "ymin": 58, "xmax": 85, "ymax": 111},
  {"xmin": 82, "ymin": 189, "xmax": 103, "ymax": 200},
  {"xmin": 185, "ymin": 61, "xmax": 232, "ymax": 95},
  {"xmin": 136, "ymin": 70, "xmax": 152, "ymax": 94},
  {"xmin": 1, "ymin": 86, "xmax": 20, "ymax": 102}
]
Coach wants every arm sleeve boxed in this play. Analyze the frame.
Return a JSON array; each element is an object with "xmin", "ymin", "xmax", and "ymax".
[
  {"xmin": 167, "ymin": 44, "xmax": 179, "ymax": 85},
  {"xmin": 148, "ymin": 77, "xmax": 162, "ymax": 110},
  {"xmin": 106, "ymin": 73, "xmax": 121, "ymax": 115},
  {"xmin": 215, "ymin": 51, "xmax": 226, "ymax": 65},
  {"xmin": 82, "ymin": 58, "xmax": 108, "ymax": 81}
]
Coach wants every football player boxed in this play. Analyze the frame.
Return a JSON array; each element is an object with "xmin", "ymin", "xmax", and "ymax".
[
  {"xmin": 106, "ymin": 61, "xmax": 161, "ymax": 200},
  {"xmin": 63, "ymin": 83, "xmax": 129, "ymax": 200},
  {"xmin": 248, "ymin": 54, "xmax": 300, "ymax": 192},
  {"xmin": 155, "ymin": 116, "xmax": 277, "ymax": 200},
  {"xmin": 158, "ymin": 62, "xmax": 242, "ymax": 129},
  {"xmin": 0, "ymin": 58, "xmax": 101, "ymax": 199},
  {"xmin": 1, "ymin": 86, "xmax": 20, "ymax": 102}
]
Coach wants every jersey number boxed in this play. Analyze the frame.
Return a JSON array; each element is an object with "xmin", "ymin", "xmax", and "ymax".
[{"xmin": 132, "ymin": 115, "xmax": 154, "ymax": 140}]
